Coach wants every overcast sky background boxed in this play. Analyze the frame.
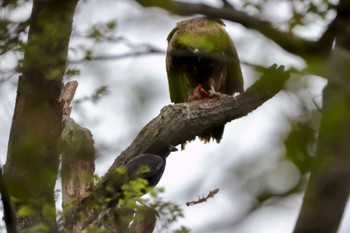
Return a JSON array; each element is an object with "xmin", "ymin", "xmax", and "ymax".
[{"xmin": 1, "ymin": 0, "xmax": 349, "ymax": 232}]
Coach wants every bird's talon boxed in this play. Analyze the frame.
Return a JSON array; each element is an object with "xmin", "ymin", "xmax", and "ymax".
[{"xmin": 208, "ymin": 90, "xmax": 220, "ymax": 97}]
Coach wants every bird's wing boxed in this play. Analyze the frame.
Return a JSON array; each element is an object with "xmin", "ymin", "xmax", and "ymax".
[
  {"xmin": 166, "ymin": 64, "xmax": 186, "ymax": 103},
  {"xmin": 209, "ymin": 23, "xmax": 243, "ymax": 94},
  {"xmin": 126, "ymin": 154, "xmax": 164, "ymax": 180},
  {"xmin": 225, "ymin": 40, "xmax": 244, "ymax": 94},
  {"xmin": 166, "ymin": 27, "xmax": 183, "ymax": 103}
]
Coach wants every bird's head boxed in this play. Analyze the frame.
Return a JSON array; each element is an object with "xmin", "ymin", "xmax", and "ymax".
[{"xmin": 167, "ymin": 17, "xmax": 230, "ymax": 63}]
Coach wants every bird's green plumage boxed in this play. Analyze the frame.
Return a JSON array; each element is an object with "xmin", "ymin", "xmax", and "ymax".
[{"xmin": 166, "ymin": 17, "xmax": 244, "ymax": 143}]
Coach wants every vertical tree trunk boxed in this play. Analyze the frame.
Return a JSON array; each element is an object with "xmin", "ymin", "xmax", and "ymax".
[
  {"xmin": 293, "ymin": 2, "xmax": 350, "ymax": 232},
  {"xmin": 4, "ymin": 0, "xmax": 78, "ymax": 231}
]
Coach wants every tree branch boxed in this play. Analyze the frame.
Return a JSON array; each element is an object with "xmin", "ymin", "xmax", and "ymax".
[
  {"xmin": 134, "ymin": 0, "xmax": 326, "ymax": 57},
  {"xmin": 73, "ymin": 64, "xmax": 289, "ymax": 228},
  {"xmin": 106, "ymin": 64, "xmax": 289, "ymax": 171}
]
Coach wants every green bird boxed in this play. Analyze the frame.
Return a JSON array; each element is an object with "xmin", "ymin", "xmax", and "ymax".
[{"xmin": 166, "ymin": 17, "xmax": 244, "ymax": 143}]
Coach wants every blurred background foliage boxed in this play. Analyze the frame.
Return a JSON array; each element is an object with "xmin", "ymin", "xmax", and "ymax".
[{"xmin": 0, "ymin": 0, "xmax": 346, "ymax": 232}]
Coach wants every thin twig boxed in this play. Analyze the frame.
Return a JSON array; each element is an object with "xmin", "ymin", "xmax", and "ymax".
[{"xmin": 186, "ymin": 188, "xmax": 220, "ymax": 206}]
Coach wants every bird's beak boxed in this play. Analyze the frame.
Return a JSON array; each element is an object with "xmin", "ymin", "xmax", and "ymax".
[{"xmin": 168, "ymin": 145, "xmax": 178, "ymax": 152}]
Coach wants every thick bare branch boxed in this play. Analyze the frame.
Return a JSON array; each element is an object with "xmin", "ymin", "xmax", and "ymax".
[
  {"xmin": 60, "ymin": 81, "xmax": 78, "ymax": 117},
  {"xmin": 106, "ymin": 64, "xmax": 289, "ymax": 172}
]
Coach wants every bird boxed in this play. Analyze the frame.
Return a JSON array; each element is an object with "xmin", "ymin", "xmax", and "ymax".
[
  {"xmin": 77, "ymin": 146, "xmax": 177, "ymax": 230},
  {"xmin": 82, "ymin": 145, "xmax": 177, "ymax": 209},
  {"xmin": 166, "ymin": 17, "xmax": 244, "ymax": 143},
  {"xmin": 111, "ymin": 153, "xmax": 167, "ymax": 196}
]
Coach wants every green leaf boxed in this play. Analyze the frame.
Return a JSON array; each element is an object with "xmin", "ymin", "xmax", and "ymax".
[
  {"xmin": 28, "ymin": 223, "xmax": 49, "ymax": 233},
  {"xmin": 106, "ymin": 20, "xmax": 117, "ymax": 31},
  {"xmin": 18, "ymin": 206, "xmax": 35, "ymax": 217},
  {"xmin": 65, "ymin": 68, "xmax": 80, "ymax": 78},
  {"xmin": 174, "ymin": 226, "xmax": 191, "ymax": 233},
  {"xmin": 92, "ymin": 86, "xmax": 108, "ymax": 103},
  {"xmin": 116, "ymin": 166, "xmax": 127, "ymax": 174},
  {"xmin": 42, "ymin": 204, "xmax": 56, "ymax": 219},
  {"xmin": 178, "ymin": 34, "xmax": 215, "ymax": 52}
]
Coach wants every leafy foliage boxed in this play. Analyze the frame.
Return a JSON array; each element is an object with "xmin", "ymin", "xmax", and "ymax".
[{"xmin": 285, "ymin": 120, "xmax": 317, "ymax": 174}]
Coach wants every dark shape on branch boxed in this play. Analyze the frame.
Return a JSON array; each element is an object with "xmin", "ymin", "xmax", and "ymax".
[
  {"xmin": 102, "ymin": 153, "xmax": 170, "ymax": 205},
  {"xmin": 75, "ymin": 145, "xmax": 177, "ymax": 230}
]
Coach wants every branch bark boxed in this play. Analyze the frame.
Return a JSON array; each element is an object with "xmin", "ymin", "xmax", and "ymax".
[
  {"xmin": 107, "ymin": 65, "xmax": 288, "ymax": 171},
  {"xmin": 61, "ymin": 118, "xmax": 96, "ymax": 232}
]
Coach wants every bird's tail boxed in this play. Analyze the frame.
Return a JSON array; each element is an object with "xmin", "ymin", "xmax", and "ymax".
[
  {"xmin": 199, "ymin": 125, "xmax": 225, "ymax": 144},
  {"xmin": 180, "ymin": 125, "xmax": 224, "ymax": 150}
]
